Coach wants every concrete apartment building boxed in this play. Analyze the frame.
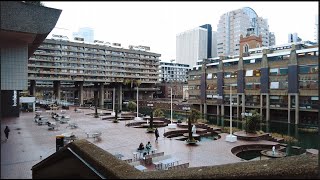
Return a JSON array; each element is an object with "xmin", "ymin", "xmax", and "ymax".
[
  {"xmin": 176, "ymin": 24, "xmax": 217, "ymax": 67},
  {"xmin": 28, "ymin": 36, "xmax": 161, "ymax": 110},
  {"xmin": 269, "ymin": 32, "xmax": 276, "ymax": 46},
  {"xmin": 0, "ymin": 1, "xmax": 61, "ymax": 118},
  {"xmin": 288, "ymin": 33, "xmax": 302, "ymax": 43},
  {"xmin": 188, "ymin": 29, "xmax": 318, "ymax": 126},
  {"xmin": 156, "ymin": 61, "xmax": 190, "ymax": 99},
  {"xmin": 216, "ymin": 7, "xmax": 276, "ymax": 56}
]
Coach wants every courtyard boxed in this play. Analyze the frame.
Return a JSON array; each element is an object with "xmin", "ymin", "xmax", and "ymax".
[{"xmin": 1, "ymin": 107, "xmax": 278, "ymax": 179}]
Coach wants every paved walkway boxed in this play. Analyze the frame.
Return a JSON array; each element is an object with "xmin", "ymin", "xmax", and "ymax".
[{"xmin": 1, "ymin": 108, "xmax": 278, "ymax": 179}]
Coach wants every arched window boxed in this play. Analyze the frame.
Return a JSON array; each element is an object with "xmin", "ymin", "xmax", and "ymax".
[{"xmin": 243, "ymin": 43, "xmax": 249, "ymax": 53}]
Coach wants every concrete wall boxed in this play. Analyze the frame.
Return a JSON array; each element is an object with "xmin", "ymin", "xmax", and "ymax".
[{"xmin": 1, "ymin": 47, "xmax": 28, "ymax": 90}]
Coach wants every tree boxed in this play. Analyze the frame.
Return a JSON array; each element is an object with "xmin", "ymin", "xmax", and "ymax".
[
  {"xmin": 153, "ymin": 108, "xmax": 164, "ymax": 117},
  {"xmin": 244, "ymin": 110, "xmax": 261, "ymax": 134},
  {"xmin": 189, "ymin": 109, "xmax": 200, "ymax": 124},
  {"xmin": 128, "ymin": 101, "xmax": 136, "ymax": 112},
  {"xmin": 187, "ymin": 109, "xmax": 200, "ymax": 144}
]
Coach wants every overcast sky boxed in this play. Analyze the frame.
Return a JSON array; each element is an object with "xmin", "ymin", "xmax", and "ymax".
[{"xmin": 44, "ymin": 1, "xmax": 318, "ymax": 62}]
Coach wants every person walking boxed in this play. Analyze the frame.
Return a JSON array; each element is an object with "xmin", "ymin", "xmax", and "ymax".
[
  {"xmin": 4, "ymin": 126, "xmax": 10, "ymax": 141},
  {"xmin": 155, "ymin": 128, "xmax": 159, "ymax": 142}
]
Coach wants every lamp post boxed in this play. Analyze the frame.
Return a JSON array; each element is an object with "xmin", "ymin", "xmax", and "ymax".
[
  {"xmin": 168, "ymin": 87, "xmax": 177, "ymax": 129},
  {"xmin": 134, "ymin": 86, "xmax": 142, "ymax": 120},
  {"xmin": 223, "ymin": 85, "xmax": 237, "ymax": 142},
  {"xmin": 147, "ymin": 103, "xmax": 154, "ymax": 130}
]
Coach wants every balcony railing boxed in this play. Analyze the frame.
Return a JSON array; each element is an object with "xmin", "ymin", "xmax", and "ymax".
[{"xmin": 299, "ymin": 89, "xmax": 318, "ymax": 96}]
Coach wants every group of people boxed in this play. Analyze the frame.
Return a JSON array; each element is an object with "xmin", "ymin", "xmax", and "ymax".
[{"xmin": 136, "ymin": 128, "xmax": 160, "ymax": 157}]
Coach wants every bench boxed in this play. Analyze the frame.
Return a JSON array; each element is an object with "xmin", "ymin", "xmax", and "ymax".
[
  {"xmin": 167, "ymin": 163, "xmax": 189, "ymax": 170},
  {"xmin": 66, "ymin": 122, "xmax": 78, "ymax": 129},
  {"xmin": 85, "ymin": 132, "xmax": 102, "ymax": 141}
]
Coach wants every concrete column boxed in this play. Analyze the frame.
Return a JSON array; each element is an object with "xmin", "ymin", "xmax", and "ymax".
[
  {"xmin": 119, "ymin": 84, "xmax": 122, "ymax": 111},
  {"xmin": 99, "ymin": 83, "xmax": 104, "ymax": 108},
  {"xmin": 236, "ymin": 94, "xmax": 240, "ymax": 119},
  {"xmin": 266, "ymin": 94, "xmax": 270, "ymax": 121},
  {"xmin": 217, "ymin": 105, "xmax": 220, "ymax": 116},
  {"xmin": 54, "ymin": 81, "xmax": 61, "ymax": 101},
  {"xmin": 288, "ymin": 95, "xmax": 291, "ymax": 123},
  {"xmin": 112, "ymin": 87, "xmax": 115, "ymax": 112},
  {"xmin": 295, "ymin": 94, "xmax": 299, "ymax": 125},
  {"xmin": 221, "ymin": 104, "xmax": 224, "ymax": 116},
  {"xmin": 260, "ymin": 94, "xmax": 263, "ymax": 120},
  {"xmin": 78, "ymin": 82, "xmax": 83, "ymax": 105},
  {"xmin": 30, "ymin": 80, "xmax": 36, "ymax": 96},
  {"xmin": 241, "ymin": 94, "xmax": 245, "ymax": 116},
  {"xmin": 200, "ymin": 104, "xmax": 203, "ymax": 116},
  {"xmin": 204, "ymin": 103, "xmax": 207, "ymax": 121}
]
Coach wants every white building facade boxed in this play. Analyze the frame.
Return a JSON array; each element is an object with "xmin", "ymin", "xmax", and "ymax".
[
  {"xmin": 159, "ymin": 61, "xmax": 190, "ymax": 82},
  {"xmin": 176, "ymin": 26, "xmax": 217, "ymax": 67},
  {"xmin": 217, "ymin": 7, "xmax": 270, "ymax": 56}
]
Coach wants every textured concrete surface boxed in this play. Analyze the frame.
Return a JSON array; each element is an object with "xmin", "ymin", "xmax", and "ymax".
[{"xmin": 1, "ymin": 108, "xmax": 279, "ymax": 179}]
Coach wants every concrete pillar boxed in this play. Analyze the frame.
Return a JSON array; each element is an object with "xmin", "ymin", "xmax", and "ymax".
[
  {"xmin": 236, "ymin": 94, "xmax": 240, "ymax": 119},
  {"xmin": 30, "ymin": 80, "xmax": 36, "ymax": 96},
  {"xmin": 54, "ymin": 81, "xmax": 61, "ymax": 101},
  {"xmin": 295, "ymin": 94, "xmax": 299, "ymax": 125},
  {"xmin": 78, "ymin": 82, "xmax": 83, "ymax": 105},
  {"xmin": 288, "ymin": 95, "xmax": 291, "ymax": 123},
  {"xmin": 99, "ymin": 83, "xmax": 104, "ymax": 108},
  {"xmin": 266, "ymin": 94, "xmax": 270, "ymax": 121},
  {"xmin": 241, "ymin": 94, "xmax": 245, "ymax": 116},
  {"xmin": 217, "ymin": 105, "xmax": 220, "ymax": 116},
  {"xmin": 112, "ymin": 87, "xmax": 115, "ymax": 112},
  {"xmin": 204, "ymin": 103, "xmax": 207, "ymax": 121},
  {"xmin": 119, "ymin": 84, "xmax": 122, "ymax": 111},
  {"xmin": 221, "ymin": 104, "xmax": 224, "ymax": 116},
  {"xmin": 200, "ymin": 104, "xmax": 203, "ymax": 117},
  {"xmin": 260, "ymin": 94, "xmax": 263, "ymax": 120}
]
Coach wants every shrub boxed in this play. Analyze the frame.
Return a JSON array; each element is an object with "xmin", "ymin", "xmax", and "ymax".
[
  {"xmin": 153, "ymin": 108, "xmax": 164, "ymax": 117},
  {"xmin": 189, "ymin": 109, "xmax": 200, "ymax": 124},
  {"xmin": 244, "ymin": 110, "xmax": 261, "ymax": 134},
  {"xmin": 127, "ymin": 101, "xmax": 136, "ymax": 112}
]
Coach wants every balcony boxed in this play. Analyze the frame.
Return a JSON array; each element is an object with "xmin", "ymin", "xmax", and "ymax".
[
  {"xmin": 298, "ymin": 73, "xmax": 318, "ymax": 81},
  {"xmin": 188, "ymin": 79, "xmax": 201, "ymax": 85},
  {"xmin": 224, "ymin": 77, "xmax": 237, "ymax": 84},
  {"xmin": 268, "ymin": 60, "xmax": 289, "ymax": 68},
  {"xmin": 244, "ymin": 63, "xmax": 261, "ymax": 69},
  {"xmin": 269, "ymin": 75, "xmax": 288, "ymax": 82},
  {"xmin": 297, "ymin": 55, "xmax": 318, "ymax": 65},
  {"xmin": 299, "ymin": 89, "xmax": 318, "ymax": 96},
  {"xmin": 244, "ymin": 89, "xmax": 260, "ymax": 95},
  {"xmin": 224, "ymin": 66, "xmax": 237, "ymax": 71},
  {"xmin": 269, "ymin": 89, "xmax": 288, "ymax": 95},
  {"xmin": 245, "ymin": 76, "xmax": 260, "ymax": 83},
  {"xmin": 188, "ymin": 89, "xmax": 200, "ymax": 95}
]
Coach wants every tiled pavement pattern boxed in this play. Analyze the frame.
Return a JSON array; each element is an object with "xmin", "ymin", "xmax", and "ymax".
[{"xmin": 1, "ymin": 108, "xmax": 278, "ymax": 179}]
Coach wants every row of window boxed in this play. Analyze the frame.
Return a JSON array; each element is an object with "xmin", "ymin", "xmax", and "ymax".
[{"xmin": 39, "ymin": 44, "xmax": 159, "ymax": 59}]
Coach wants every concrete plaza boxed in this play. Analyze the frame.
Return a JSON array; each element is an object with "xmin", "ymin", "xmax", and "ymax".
[{"xmin": 1, "ymin": 108, "xmax": 278, "ymax": 179}]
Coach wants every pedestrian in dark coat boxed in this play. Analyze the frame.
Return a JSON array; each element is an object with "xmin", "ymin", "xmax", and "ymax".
[
  {"xmin": 4, "ymin": 126, "xmax": 10, "ymax": 141},
  {"xmin": 155, "ymin": 128, "xmax": 159, "ymax": 142}
]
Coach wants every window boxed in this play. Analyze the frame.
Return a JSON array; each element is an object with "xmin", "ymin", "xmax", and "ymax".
[
  {"xmin": 207, "ymin": 73, "xmax": 212, "ymax": 79},
  {"xmin": 270, "ymin": 82, "xmax": 279, "ymax": 89},
  {"xmin": 245, "ymin": 70, "xmax": 253, "ymax": 76}
]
